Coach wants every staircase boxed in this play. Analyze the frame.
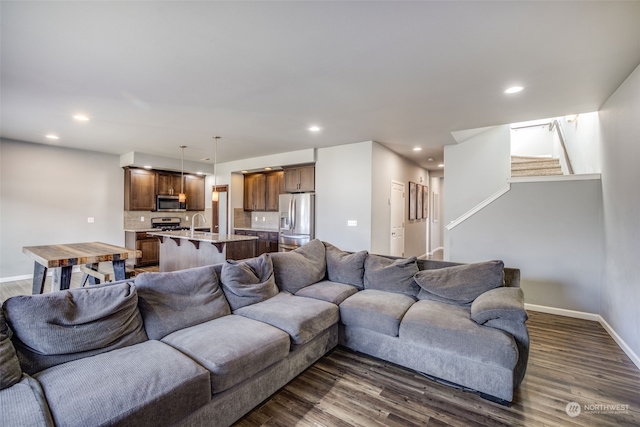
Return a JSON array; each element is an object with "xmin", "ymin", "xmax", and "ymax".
[{"xmin": 511, "ymin": 156, "xmax": 563, "ymax": 177}]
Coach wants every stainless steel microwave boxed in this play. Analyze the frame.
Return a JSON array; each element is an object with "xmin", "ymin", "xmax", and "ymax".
[{"xmin": 156, "ymin": 195, "xmax": 186, "ymax": 212}]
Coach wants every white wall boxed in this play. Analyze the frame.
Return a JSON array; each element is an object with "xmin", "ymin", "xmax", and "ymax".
[
  {"xmin": 429, "ymin": 176, "xmax": 444, "ymax": 252},
  {"xmin": 561, "ymin": 112, "xmax": 602, "ymax": 174},
  {"xmin": 0, "ymin": 140, "xmax": 124, "ymax": 279},
  {"xmin": 599, "ymin": 63, "xmax": 640, "ymax": 363},
  {"xmin": 370, "ymin": 143, "xmax": 429, "ymax": 257},
  {"xmin": 510, "ymin": 124, "xmax": 555, "ymax": 157},
  {"xmin": 315, "ymin": 142, "xmax": 372, "ymax": 252},
  {"xmin": 444, "ymin": 125, "xmax": 511, "ymax": 226},
  {"xmin": 448, "ymin": 178, "xmax": 603, "ymax": 313}
]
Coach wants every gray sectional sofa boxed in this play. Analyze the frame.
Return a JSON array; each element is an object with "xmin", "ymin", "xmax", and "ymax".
[{"xmin": 1, "ymin": 239, "xmax": 528, "ymax": 426}]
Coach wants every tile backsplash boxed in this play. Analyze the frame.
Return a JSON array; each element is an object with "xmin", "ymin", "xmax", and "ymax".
[
  {"xmin": 124, "ymin": 211, "xmax": 206, "ymax": 230},
  {"xmin": 233, "ymin": 209, "xmax": 279, "ymax": 230}
]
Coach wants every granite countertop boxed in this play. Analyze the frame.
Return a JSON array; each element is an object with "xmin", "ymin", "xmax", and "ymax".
[
  {"xmin": 147, "ymin": 230, "xmax": 259, "ymax": 243},
  {"xmin": 234, "ymin": 227, "xmax": 279, "ymax": 232},
  {"xmin": 124, "ymin": 227, "xmax": 210, "ymax": 233}
]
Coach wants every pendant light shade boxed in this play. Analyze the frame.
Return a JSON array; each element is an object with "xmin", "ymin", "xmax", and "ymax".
[
  {"xmin": 212, "ymin": 136, "xmax": 220, "ymax": 202},
  {"xmin": 178, "ymin": 145, "xmax": 187, "ymax": 204}
]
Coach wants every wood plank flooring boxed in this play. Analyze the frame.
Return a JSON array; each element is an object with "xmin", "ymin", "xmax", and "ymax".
[{"xmin": 235, "ymin": 311, "xmax": 640, "ymax": 427}]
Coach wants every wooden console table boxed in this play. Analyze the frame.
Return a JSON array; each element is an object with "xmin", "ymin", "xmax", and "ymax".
[{"xmin": 22, "ymin": 242, "xmax": 141, "ymax": 294}]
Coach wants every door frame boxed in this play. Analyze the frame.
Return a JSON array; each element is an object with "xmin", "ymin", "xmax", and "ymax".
[
  {"xmin": 211, "ymin": 185, "xmax": 228, "ymax": 234},
  {"xmin": 390, "ymin": 180, "xmax": 405, "ymax": 257}
]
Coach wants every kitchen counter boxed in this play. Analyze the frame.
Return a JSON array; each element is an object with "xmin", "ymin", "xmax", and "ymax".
[
  {"xmin": 233, "ymin": 227, "xmax": 279, "ymax": 232},
  {"xmin": 147, "ymin": 231, "xmax": 258, "ymax": 272}
]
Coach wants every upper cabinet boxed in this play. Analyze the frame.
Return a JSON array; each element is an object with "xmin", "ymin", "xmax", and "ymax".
[
  {"xmin": 283, "ymin": 165, "xmax": 315, "ymax": 192},
  {"xmin": 243, "ymin": 170, "xmax": 284, "ymax": 211},
  {"xmin": 184, "ymin": 174, "xmax": 205, "ymax": 211},
  {"xmin": 124, "ymin": 168, "xmax": 156, "ymax": 211},
  {"xmin": 157, "ymin": 172, "xmax": 183, "ymax": 196},
  {"xmin": 124, "ymin": 168, "xmax": 205, "ymax": 211}
]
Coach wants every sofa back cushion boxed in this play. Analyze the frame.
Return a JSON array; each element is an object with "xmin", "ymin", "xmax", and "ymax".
[
  {"xmin": 364, "ymin": 255, "xmax": 420, "ymax": 297},
  {"xmin": 414, "ymin": 260, "xmax": 505, "ymax": 306},
  {"xmin": 0, "ymin": 307, "xmax": 22, "ymax": 390},
  {"xmin": 136, "ymin": 265, "xmax": 231, "ymax": 340},
  {"xmin": 221, "ymin": 253, "xmax": 279, "ymax": 311},
  {"xmin": 270, "ymin": 239, "xmax": 326, "ymax": 293},
  {"xmin": 4, "ymin": 282, "xmax": 148, "ymax": 375},
  {"xmin": 323, "ymin": 242, "xmax": 367, "ymax": 289}
]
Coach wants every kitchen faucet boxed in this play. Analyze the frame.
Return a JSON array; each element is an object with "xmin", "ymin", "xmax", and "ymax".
[{"xmin": 190, "ymin": 213, "xmax": 206, "ymax": 238}]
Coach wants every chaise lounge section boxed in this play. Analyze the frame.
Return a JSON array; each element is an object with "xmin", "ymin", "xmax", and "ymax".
[{"xmin": 1, "ymin": 239, "xmax": 528, "ymax": 426}]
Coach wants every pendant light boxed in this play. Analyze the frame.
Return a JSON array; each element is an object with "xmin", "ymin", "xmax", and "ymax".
[
  {"xmin": 212, "ymin": 136, "xmax": 220, "ymax": 202},
  {"xmin": 178, "ymin": 145, "xmax": 187, "ymax": 204}
]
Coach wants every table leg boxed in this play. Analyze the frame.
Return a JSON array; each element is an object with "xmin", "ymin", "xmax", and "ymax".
[
  {"xmin": 112, "ymin": 260, "xmax": 126, "ymax": 281},
  {"xmin": 58, "ymin": 266, "xmax": 73, "ymax": 291},
  {"xmin": 32, "ymin": 263, "xmax": 47, "ymax": 294}
]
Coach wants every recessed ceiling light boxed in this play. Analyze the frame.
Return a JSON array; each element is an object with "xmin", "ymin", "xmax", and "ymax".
[
  {"xmin": 438, "ymin": 164, "xmax": 445, "ymax": 168},
  {"xmin": 413, "ymin": 147, "xmax": 422, "ymax": 152},
  {"xmin": 427, "ymin": 157, "xmax": 434, "ymax": 162},
  {"xmin": 505, "ymin": 86, "xmax": 524, "ymax": 94},
  {"xmin": 73, "ymin": 114, "xmax": 90, "ymax": 121},
  {"xmin": 309, "ymin": 126, "xmax": 321, "ymax": 132},
  {"xmin": 45, "ymin": 134, "xmax": 59, "ymax": 140}
]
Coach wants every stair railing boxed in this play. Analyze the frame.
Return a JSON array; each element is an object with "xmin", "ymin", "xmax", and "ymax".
[{"xmin": 511, "ymin": 120, "xmax": 574, "ymax": 174}]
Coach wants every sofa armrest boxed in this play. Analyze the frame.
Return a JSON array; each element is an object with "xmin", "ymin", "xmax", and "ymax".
[{"xmin": 470, "ymin": 287, "xmax": 527, "ymax": 325}]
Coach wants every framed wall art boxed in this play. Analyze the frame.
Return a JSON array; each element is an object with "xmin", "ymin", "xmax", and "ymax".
[
  {"xmin": 416, "ymin": 184, "xmax": 423, "ymax": 219},
  {"xmin": 408, "ymin": 182, "xmax": 416, "ymax": 220},
  {"xmin": 422, "ymin": 185, "xmax": 429, "ymax": 219}
]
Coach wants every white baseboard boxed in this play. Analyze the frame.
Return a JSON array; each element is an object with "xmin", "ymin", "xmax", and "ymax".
[
  {"xmin": 0, "ymin": 266, "xmax": 82, "ymax": 284},
  {"xmin": 598, "ymin": 316, "xmax": 640, "ymax": 371},
  {"xmin": 525, "ymin": 303, "xmax": 640, "ymax": 370}
]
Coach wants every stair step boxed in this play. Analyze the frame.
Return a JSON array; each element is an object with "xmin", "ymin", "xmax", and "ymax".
[
  {"xmin": 511, "ymin": 168, "xmax": 564, "ymax": 177},
  {"xmin": 511, "ymin": 156, "xmax": 556, "ymax": 163},
  {"xmin": 511, "ymin": 159, "xmax": 561, "ymax": 171}
]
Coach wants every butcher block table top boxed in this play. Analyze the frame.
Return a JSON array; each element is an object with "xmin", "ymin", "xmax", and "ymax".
[{"xmin": 22, "ymin": 242, "xmax": 141, "ymax": 268}]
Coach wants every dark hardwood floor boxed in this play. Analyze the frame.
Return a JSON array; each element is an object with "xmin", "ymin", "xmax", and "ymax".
[{"xmin": 235, "ymin": 311, "xmax": 640, "ymax": 427}]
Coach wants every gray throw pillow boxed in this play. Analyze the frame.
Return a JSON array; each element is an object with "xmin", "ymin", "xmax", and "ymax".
[
  {"xmin": 221, "ymin": 253, "xmax": 279, "ymax": 311},
  {"xmin": 414, "ymin": 260, "xmax": 505, "ymax": 306},
  {"xmin": 323, "ymin": 242, "xmax": 367, "ymax": 289},
  {"xmin": 0, "ymin": 307, "xmax": 22, "ymax": 390},
  {"xmin": 270, "ymin": 239, "xmax": 326, "ymax": 293},
  {"xmin": 471, "ymin": 287, "xmax": 527, "ymax": 324},
  {"xmin": 364, "ymin": 255, "xmax": 420, "ymax": 297},
  {"xmin": 136, "ymin": 265, "xmax": 231, "ymax": 340},
  {"xmin": 4, "ymin": 282, "xmax": 148, "ymax": 374}
]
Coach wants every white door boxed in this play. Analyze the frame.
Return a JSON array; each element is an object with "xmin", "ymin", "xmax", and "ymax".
[{"xmin": 390, "ymin": 181, "xmax": 405, "ymax": 257}]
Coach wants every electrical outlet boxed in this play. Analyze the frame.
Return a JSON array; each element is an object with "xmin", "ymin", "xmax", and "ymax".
[
  {"xmin": 87, "ymin": 217, "xmax": 95, "ymax": 223},
  {"xmin": 347, "ymin": 220, "xmax": 357, "ymax": 227},
  {"xmin": 255, "ymin": 216, "xmax": 258, "ymax": 221},
  {"xmin": 186, "ymin": 216, "xmax": 189, "ymax": 221},
  {"xmin": 262, "ymin": 217, "xmax": 266, "ymax": 222},
  {"xmin": 140, "ymin": 216, "xmax": 145, "ymax": 222}
]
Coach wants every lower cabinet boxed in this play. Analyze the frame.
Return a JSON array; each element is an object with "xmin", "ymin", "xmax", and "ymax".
[
  {"xmin": 234, "ymin": 230, "xmax": 279, "ymax": 256},
  {"xmin": 125, "ymin": 231, "xmax": 160, "ymax": 267}
]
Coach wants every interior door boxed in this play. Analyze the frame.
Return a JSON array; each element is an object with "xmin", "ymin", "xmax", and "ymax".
[
  {"xmin": 211, "ymin": 185, "xmax": 228, "ymax": 234},
  {"xmin": 390, "ymin": 181, "xmax": 405, "ymax": 257}
]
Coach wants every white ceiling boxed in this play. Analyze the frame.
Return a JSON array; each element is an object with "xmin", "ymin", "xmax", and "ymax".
[{"xmin": 1, "ymin": 1, "xmax": 639, "ymax": 170}]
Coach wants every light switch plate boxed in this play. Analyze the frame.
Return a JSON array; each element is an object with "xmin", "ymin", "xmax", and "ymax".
[
  {"xmin": 347, "ymin": 220, "xmax": 357, "ymax": 227},
  {"xmin": 87, "ymin": 217, "xmax": 95, "ymax": 223}
]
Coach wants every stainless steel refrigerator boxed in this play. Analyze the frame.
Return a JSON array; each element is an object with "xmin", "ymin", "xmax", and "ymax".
[{"xmin": 279, "ymin": 193, "xmax": 315, "ymax": 251}]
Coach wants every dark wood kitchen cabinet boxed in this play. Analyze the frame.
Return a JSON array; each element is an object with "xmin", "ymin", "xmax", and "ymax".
[
  {"xmin": 235, "ymin": 229, "xmax": 278, "ymax": 255},
  {"xmin": 283, "ymin": 165, "xmax": 314, "ymax": 192},
  {"xmin": 125, "ymin": 231, "xmax": 160, "ymax": 267},
  {"xmin": 124, "ymin": 168, "xmax": 156, "ymax": 211},
  {"xmin": 184, "ymin": 174, "xmax": 205, "ymax": 211},
  {"xmin": 157, "ymin": 172, "xmax": 183, "ymax": 196},
  {"xmin": 244, "ymin": 171, "xmax": 283, "ymax": 211}
]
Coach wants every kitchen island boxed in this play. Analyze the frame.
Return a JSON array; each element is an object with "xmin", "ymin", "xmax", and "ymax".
[{"xmin": 147, "ymin": 230, "xmax": 258, "ymax": 272}]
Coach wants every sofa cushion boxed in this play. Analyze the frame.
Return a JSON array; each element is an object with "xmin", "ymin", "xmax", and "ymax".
[
  {"xmin": 34, "ymin": 340, "xmax": 211, "ymax": 427},
  {"xmin": 136, "ymin": 265, "xmax": 231, "ymax": 340},
  {"xmin": 0, "ymin": 375, "xmax": 54, "ymax": 427},
  {"xmin": 323, "ymin": 242, "xmax": 367, "ymax": 289},
  {"xmin": 0, "ymin": 308, "xmax": 21, "ymax": 390},
  {"xmin": 339, "ymin": 290, "xmax": 416, "ymax": 337},
  {"xmin": 364, "ymin": 255, "xmax": 420, "ymax": 297},
  {"xmin": 220, "ymin": 253, "xmax": 279, "ymax": 311},
  {"xmin": 471, "ymin": 287, "xmax": 527, "ymax": 324},
  {"xmin": 234, "ymin": 292, "xmax": 339, "ymax": 345},
  {"xmin": 162, "ymin": 315, "xmax": 290, "ymax": 394},
  {"xmin": 270, "ymin": 239, "xmax": 326, "ymax": 293},
  {"xmin": 400, "ymin": 300, "xmax": 518, "ymax": 369},
  {"xmin": 414, "ymin": 260, "xmax": 504, "ymax": 306},
  {"xmin": 4, "ymin": 282, "xmax": 148, "ymax": 375},
  {"xmin": 295, "ymin": 280, "xmax": 359, "ymax": 305}
]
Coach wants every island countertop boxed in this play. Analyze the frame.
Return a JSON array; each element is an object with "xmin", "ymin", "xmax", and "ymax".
[{"xmin": 147, "ymin": 230, "xmax": 259, "ymax": 243}]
